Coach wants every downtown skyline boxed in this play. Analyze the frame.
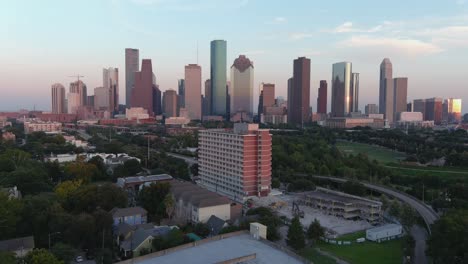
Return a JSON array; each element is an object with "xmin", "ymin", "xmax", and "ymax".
[{"xmin": 1, "ymin": 0, "xmax": 468, "ymax": 113}]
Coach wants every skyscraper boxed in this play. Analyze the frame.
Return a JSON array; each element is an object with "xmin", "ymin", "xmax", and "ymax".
[
  {"xmin": 317, "ymin": 80, "xmax": 327, "ymax": 114},
  {"xmin": 125, "ymin": 48, "xmax": 139, "ymax": 107},
  {"xmin": 379, "ymin": 58, "xmax": 394, "ymax": 122},
  {"xmin": 51, "ymin": 83, "xmax": 66, "ymax": 114},
  {"xmin": 393, "ymin": 77, "xmax": 408, "ymax": 118},
  {"xmin": 230, "ymin": 55, "xmax": 254, "ymax": 116},
  {"xmin": 287, "ymin": 77, "xmax": 294, "ymax": 122},
  {"xmin": 289, "ymin": 57, "xmax": 311, "ymax": 125},
  {"xmin": 103, "ymin": 67, "xmax": 119, "ymax": 113},
  {"xmin": 258, "ymin": 83, "xmax": 275, "ymax": 116},
  {"xmin": 365, "ymin": 104, "xmax": 379, "ymax": 115},
  {"xmin": 413, "ymin": 99, "xmax": 426, "ymax": 120},
  {"xmin": 351, "ymin": 73, "xmax": 359, "ymax": 112},
  {"xmin": 425, "ymin": 97, "xmax": 443, "ymax": 124},
  {"xmin": 69, "ymin": 80, "xmax": 87, "ymax": 107},
  {"xmin": 67, "ymin": 92, "xmax": 80, "ymax": 114},
  {"xmin": 443, "ymin": 98, "xmax": 462, "ymax": 123},
  {"xmin": 184, "ymin": 64, "xmax": 202, "ymax": 120},
  {"xmin": 210, "ymin": 40, "xmax": 227, "ymax": 117},
  {"xmin": 331, "ymin": 62, "xmax": 352, "ymax": 117},
  {"xmin": 94, "ymin": 86, "xmax": 109, "ymax": 110},
  {"xmin": 204, "ymin": 79, "xmax": 211, "ymax": 116},
  {"xmin": 132, "ymin": 59, "xmax": 155, "ymax": 115},
  {"xmin": 178, "ymin": 79, "xmax": 185, "ymax": 110},
  {"xmin": 163, "ymin": 89, "xmax": 178, "ymax": 118},
  {"xmin": 152, "ymin": 85, "xmax": 162, "ymax": 116}
]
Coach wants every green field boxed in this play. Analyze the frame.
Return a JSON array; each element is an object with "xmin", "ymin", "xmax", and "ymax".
[
  {"xmin": 387, "ymin": 165, "xmax": 468, "ymax": 179},
  {"xmin": 316, "ymin": 231, "xmax": 403, "ymax": 264},
  {"xmin": 299, "ymin": 248, "xmax": 337, "ymax": 264},
  {"xmin": 336, "ymin": 141, "xmax": 406, "ymax": 164}
]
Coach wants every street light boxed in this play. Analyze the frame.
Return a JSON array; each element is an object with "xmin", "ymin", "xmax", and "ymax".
[{"xmin": 48, "ymin": 232, "xmax": 61, "ymax": 249}]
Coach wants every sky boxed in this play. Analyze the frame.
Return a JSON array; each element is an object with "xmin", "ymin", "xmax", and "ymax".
[{"xmin": 1, "ymin": 0, "xmax": 468, "ymax": 113}]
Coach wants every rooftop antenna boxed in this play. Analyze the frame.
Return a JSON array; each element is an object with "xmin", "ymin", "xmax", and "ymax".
[{"xmin": 196, "ymin": 41, "xmax": 199, "ymax": 64}]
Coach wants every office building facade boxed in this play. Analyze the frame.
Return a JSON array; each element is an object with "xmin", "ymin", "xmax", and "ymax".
[
  {"xmin": 210, "ymin": 40, "xmax": 227, "ymax": 117},
  {"xmin": 365, "ymin": 104, "xmax": 379, "ymax": 115},
  {"xmin": 331, "ymin": 62, "xmax": 352, "ymax": 117},
  {"xmin": 393, "ymin": 77, "xmax": 408, "ymax": 119},
  {"xmin": 230, "ymin": 55, "xmax": 254, "ymax": 116},
  {"xmin": 125, "ymin": 48, "xmax": 139, "ymax": 107},
  {"xmin": 351, "ymin": 73, "xmax": 359, "ymax": 112},
  {"xmin": 51, "ymin": 83, "xmax": 66, "ymax": 114},
  {"xmin": 379, "ymin": 58, "xmax": 394, "ymax": 122},
  {"xmin": 103, "ymin": 67, "xmax": 119, "ymax": 113},
  {"xmin": 132, "ymin": 59, "xmax": 155, "ymax": 115},
  {"xmin": 184, "ymin": 64, "xmax": 202, "ymax": 120},
  {"xmin": 317, "ymin": 80, "xmax": 327, "ymax": 114},
  {"xmin": 163, "ymin": 89, "xmax": 178, "ymax": 118},
  {"xmin": 289, "ymin": 57, "xmax": 310, "ymax": 125},
  {"xmin": 443, "ymin": 98, "xmax": 462, "ymax": 124}
]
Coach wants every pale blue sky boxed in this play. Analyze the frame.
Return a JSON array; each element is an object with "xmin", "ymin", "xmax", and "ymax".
[{"xmin": 1, "ymin": 0, "xmax": 468, "ymax": 113}]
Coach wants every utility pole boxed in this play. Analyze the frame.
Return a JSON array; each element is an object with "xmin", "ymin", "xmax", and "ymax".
[
  {"xmin": 101, "ymin": 229, "xmax": 105, "ymax": 264},
  {"xmin": 422, "ymin": 183, "xmax": 425, "ymax": 204}
]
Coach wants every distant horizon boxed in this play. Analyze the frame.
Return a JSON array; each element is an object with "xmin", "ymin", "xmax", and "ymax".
[{"xmin": 1, "ymin": 0, "xmax": 468, "ymax": 113}]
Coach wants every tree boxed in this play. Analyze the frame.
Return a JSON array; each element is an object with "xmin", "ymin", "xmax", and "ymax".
[
  {"xmin": 400, "ymin": 204, "xmax": 417, "ymax": 230},
  {"xmin": 0, "ymin": 149, "xmax": 31, "ymax": 169},
  {"xmin": 123, "ymin": 159, "xmax": 142, "ymax": 176},
  {"xmin": 55, "ymin": 180, "xmax": 82, "ymax": 201},
  {"xmin": 389, "ymin": 200, "xmax": 401, "ymax": 218},
  {"xmin": 271, "ymin": 178, "xmax": 281, "ymax": 189},
  {"xmin": 190, "ymin": 163, "xmax": 198, "ymax": 176},
  {"xmin": 139, "ymin": 183, "xmax": 170, "ymax": 221},
  {"xmin": 164, "ymin": 194, "xmax": 175, "ymax": 220},
  {"xmin": 64, "ymin": 161, "xmax": 101, "ymax": 183},
  {"xmin": 193, "ymin": 223, "xmax": 210, "ymax": 238},
  {"xmin": 307, "ymin": 218, "xmax": 325, "ymax": 242},
  {"xmin": 0, "ymin": 192, "xmax": 23, "ymax": 239},
  {"xmin": 287, "ymin": 216, "xmax": 305, "ymax": 250},
  {"xmin": 50, "ymin": 243, "xmax": 76, "ymax": 263},
  {"xmin": 64, "ymin": 183, "xmax": 127, "ymax": 213},
  {"xmin": 427, "ymin": 210, "xmax": 468, "ymax": 264},
  {"xmin": 0, "ymin": 251, "xmax": 16, "ymax": 264},
  {"xmin": 4, "ymin": 166, "xmax": 52, "ymax": 195},
  {"xmin": 24, "ymin": 249, "xmax": 64, "ymax": 264}
]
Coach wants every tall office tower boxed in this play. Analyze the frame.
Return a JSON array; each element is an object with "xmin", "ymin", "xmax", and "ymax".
[
  {"xmin": 87, "ymin": 96, "xmax": 94, "ymax": 107},
  {"xmin": 69, "ymin": 80, "xmax": 87, "ymax": 107},
  {"xmin": 287, "ymin": 77, "xmax": 294, "ymax": 121},
  {"xmin": 379, "ymin": 58, "xmax": 394, "ymax": 122},
  {"xmin": 351, "ymin": 73, "xmax": 360, "ymax": 112},
  {"xmin": 152, "ymin": 73, "xmax": 157, "ymax": 86},
  {"xmin": 94, "ymin": 86, "xmax": 109, "ymax": 110},
  {"xmin": 198, "ymin": 123, "xmax": 272, "ymax": 202},
  {"xmin": 178, "ymin": 79, "xmax": 185, "ymax": 110},
  {"xmin": 407, "ymin": 103, "xmax": 413, "ymax": 112},
  {"xmin": 258, "ymin": 90, "xmax": 264, "ymax": 116},
  {"xmin": 317, "ymin": 80, "xmax": 327, "ymax": 114},
  {"xmin": 103, "ymin": 67, "xmax": 119, "ymax": 113},
  {"xmin": 365, "ymin": 104, "xmax": 379, "ymax": 115},
  {"xmin": 288, "ymin": 57, "xmax": 311, "ymax": 125},
  {"xmin": 125, "ymin": 48, "xmax": 139, "ymax": 107},
  {"xmin": 258, "ymin": 83, "xmax": 275, "ymax": 115},
  {"xmin": 331, "ymin": 62, "xmax": 352, "ymax": 117},
  {"xmin": 425, "ymin": 97, "xmax": 443, "ymax": 124},
  {"xmin": 67, "ymin": 92, "xmax": 81, "ymax": 114},
  {"xmin": 393, "ymin": 77, "xmax": 408, "ymax": 118},
  {"xmin": 204, "ymin": 79, "xmax": 211, "ymax": 116},
  {"xmin": 51, "ymin": 83, "xmax": 66, "ymax": 114},
  {"xmin": 210, "ymin": 40, "xmax": 227, "ymax": 117},
  {"xmin": 132, "ymin": 59, "xmax": 155, "ymax": 115},
  {"xmin": 184, "ymin": 64, "xmax": 202, "ymax": 120},
  {"xmin": 230, "ymin": 55, "xmax": 254, "ymax": 116},
  {"xmin": 162, "ymin": 89, "xmax": 178, "ymax": 117},
  {"xmin": 152, "ymin": 85, "xmax": 162, "ymax": 116},
  {"xmin": 413, "ymin": 99, "xmax": 426, "ymax": 120},
  {"xmin": 443, "ymin": 98, "xmax": 462, "ymax": 123}
]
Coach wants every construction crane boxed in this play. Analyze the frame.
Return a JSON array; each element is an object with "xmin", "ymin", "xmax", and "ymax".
[{"xmin": 68, "ymin": 74, "xmax": 84, "ymax": 83}]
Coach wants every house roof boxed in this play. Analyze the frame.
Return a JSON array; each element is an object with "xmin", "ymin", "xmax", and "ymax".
[
  {"xmin": 120, "ymin": 226, "xmax": 175, "ymax": 251},
  {"xmin": 170, "ymin": 181, "xmax": 230, "ymax": 208},
  {"xmin": 0, "ymin": 236, "xmax": 35, "ymax": 251},
  {"xmin": 206, "ymin": 215, "xmax": 227, "ymax": 236},
  {"xmin": 111, "ymin": 207, "xmax": 147, "ymax": 217}
]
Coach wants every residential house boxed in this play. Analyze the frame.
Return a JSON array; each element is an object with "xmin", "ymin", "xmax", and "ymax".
[{"xmin": 111, "ymin": 207, "xmax": 148, "ymax": 227}]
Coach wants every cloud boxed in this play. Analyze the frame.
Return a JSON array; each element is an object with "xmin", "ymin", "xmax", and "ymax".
[
  {"xmin": 330, "ymin": 21, "xmax": 392, "ymax": 33},
  {"xmin": 265, "ymin": 16, "xmax": 287, "ymax": 25},
  {"xmin": 289, "ymin": 32, "xmax": 314, "ymax": 40},
  {"xmin": 456, "ymin": 0, "xmax": 466, "ymax": 5},
  {"xmin": 339, "ymin": 35, "xmax": 443, "ymax": 56},
  {"xmin": 417, "ymin": 26, "xmax": 468, "ymax": 47}
]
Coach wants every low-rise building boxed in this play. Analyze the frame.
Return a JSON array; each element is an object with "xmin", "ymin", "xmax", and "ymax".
[
  {"xmin": 366, "ymin": 224, "xmax": 403, "ymax": 242},
  {"xmin": 396, "ymin": 112, "xmax": 434, "ymax": 128},
  {"xmin": 2, "ymin": 131, "xmax": 16, "ymax": 142},
  {"xmin": 117, "ymin": 174, "xmax": 174, "ymax": 193},
  {"xmin": 165, "ymin": 117, "xmax": 191, "ymax": 125},
  {"xmin": 111, "ymin": 207, "xmax": 148, "ymax": 227},
  {"xmin": 325, "ymin": 117, "xmax": 385, "ymax": 129},
  {"xmin": 119, "ymin": 225, "xmax": 178, "ymax": 258},
  {"xmin": 127, "ymin": 107, "xmax": 150, "ymax": 120},
  {"xmin": 170, "ymin": 181, "xmax": 231, "ymax": 224},
  {"xmin": 24, "ymin": 121, "xmax": 62, "ymax": 134}
]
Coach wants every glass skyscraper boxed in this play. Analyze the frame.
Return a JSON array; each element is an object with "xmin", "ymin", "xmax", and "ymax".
[
  {"xmin": 331, "ymin": 62, "xmax": 352, "ymax": 117},
  {"xmin": 210, "ymin": 40, "xmax": 227, "ymax": 117}
]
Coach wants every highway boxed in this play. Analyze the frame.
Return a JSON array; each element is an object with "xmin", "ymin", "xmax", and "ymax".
[{"xmin": 311, "ymin": 176, "xmax": 439, "ymax": 234}]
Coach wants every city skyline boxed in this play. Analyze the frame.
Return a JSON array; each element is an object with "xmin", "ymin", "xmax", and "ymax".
[{"xmin": 2, "ymin": 1, "xmax": 468, "ymax": 113}]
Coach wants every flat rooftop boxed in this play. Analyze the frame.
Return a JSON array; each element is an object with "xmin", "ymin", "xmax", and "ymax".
[
  {"xmin": 303, "ymin": 187, "xmax": 382, "ymax": 207},
  {"xmin": 130, "ymin": 234, "xmax": 303, "ymax": 264}
]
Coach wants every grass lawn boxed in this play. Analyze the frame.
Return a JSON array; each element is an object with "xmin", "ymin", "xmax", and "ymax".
[
  {"xmin": 299, "ymin": 247, "xmax": 337, "ymax": 264},
  {"xmin": 336, "ymin": 141, "xmax": 406, "ymax": 164},
  {"xmin": 317, "ymin": 231, "xmax": 403, "ymax": 264},
  {"xmin": 386, "ymin": 165, "xmax": 468, "ymax": 179}
]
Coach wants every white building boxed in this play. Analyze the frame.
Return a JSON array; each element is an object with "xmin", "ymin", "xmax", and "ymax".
[
  {"xmin": 24, "ymin": 121, "xmax": 62, "ymax": 134},
  {"xmin": 366, "ymin": 224, "xmax": 402, "ymax": 242},
  {"xmin": 165, "ymin": 117, "xmax": 191, "ymax": 125},
  {"xmin": 126, "ymin": 107, "xmax": 149, "ymax": 120}
]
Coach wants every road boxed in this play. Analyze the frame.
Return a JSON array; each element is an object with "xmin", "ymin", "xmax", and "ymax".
[
  {"xmin": 311, "ymin": 176, "xmax": 439, "ymax": 234},
  {"xmin": 411, "ymin": 225, "xmax": 428, "ymax": 264}
]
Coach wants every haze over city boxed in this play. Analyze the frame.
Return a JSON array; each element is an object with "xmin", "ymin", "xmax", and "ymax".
[{"xmin": 1, "ymin": 0, "xmax": 468, "ymax": 112}]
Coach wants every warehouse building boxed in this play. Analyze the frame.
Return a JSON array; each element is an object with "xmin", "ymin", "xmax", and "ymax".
[
  {"xmin": 366, "ymin": 224, "xmax": 403, "ymax": 242},
  {"xmin": 298, "ymin": 187, "xmax": 382, "ymax": 224}
]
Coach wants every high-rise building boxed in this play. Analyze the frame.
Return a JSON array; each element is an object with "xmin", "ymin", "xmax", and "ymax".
[
  {"xmin": 443, "ymin": 98, "xmax": 462, "ymax": 124},
  {"xmin": 178, "ymin": 79, "xmax": 185, "ymax": 111},
  {"xmin": 67, "ymin": 92, "xmax": 81, "ymax": 114},
  {"xmin": 132, "ymin": 59, "xmax": 155, "ymax": 115},
  {"xmin": 210, "ymin": 40, "xmax": 227, "ymax": 117},
  {"xmin": 379, "ymin": 58, "xmax": 394, "ymax": 122},
  {"xmin": 184, "ymin": 64, "xmax": 202, "ymax": 120},
  {"xmin": 351, "ymin": 73, "xmax": 359, "ymax": 112},
  {"xmin": 407, "ymin": 103, "xmax": 413, "ymax": 112},
  {"xmin": 94, "ymin": 86, "xmax": 109, "ymax": 110},
  {"xmin": 317, "ymin": 80, "xmax": 327, "ymax": 114},
  {"xmin": 51, "ymin": 83, "xmax": 66, "ymax": 114},
  {"xmin": 287, "ymin": 77, "xmax": 294, "ymax": 121},
  {"xmin": 258, "ymin": 83, "xmax": 275, "ymax": 116},
  {"xmin": 198, "ymin": 123, "xmax": 272, "ymax": 202},
  {"xmin": 413, "ymin": 99, "xmax": 426, "ymax": 120},
  {"xmin": 125, "ymin": 48, "xmax": 139, "ymax": 107},
  {"xmin": 163, "ymin": 89, "xmax": 178, "ymax": 118},
  {"xmin": 69, "ymin": 80, "xmax": 87, "ymax": 107},
  {"xmin": 152, "ymin": 85, "xmax": 162, "ymax": 116},
  {"xmin": 331, "ymin": 62, "xmax": 352, "ymax": 117},
  {"xmin": 86, "ymin": 95, "xmax": 94, "ymax": 107},
  {"xmin": 204, "ymin": 79, "xmax": 211, "ymax": 116},
  {"xmin": 103, "ymin": 67, "xmax": 119, "ymax": 113},
  {"xmin": 365, "ymin": 104, "xmax": 379, "ymax": 115},
  {"xmin": 230, "ymin": 55, "xmax": 254, "ymax": 116},
  {"xmin": 425, "ymin": 97, "xmax": 443, "ymax": 124},
  {"xmin": 289, "ymin": 57, "xmax": 311, "ymax": 125},
  {"xmin": 393, "ymin": 77, "xmax": 408, "ymax": 118}
]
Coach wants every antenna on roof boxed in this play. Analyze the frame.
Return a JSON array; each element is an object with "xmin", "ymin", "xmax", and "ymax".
[{"xmin": 196, "ymin": 40, "xmax": 199, "ymax": 65}]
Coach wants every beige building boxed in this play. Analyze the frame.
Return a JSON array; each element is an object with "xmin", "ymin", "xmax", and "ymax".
[
  {"xmin": 51, "ymin": 83, "xmax": 66, "ymax": 114},
  {"xmin": 24, "ymin": 121, "xmax": 62, "ymax": 134},
  {"xmin": 163, "ymin": 89, "xmax": 178, "ymax": 117},
  {"xmin": 126, "ymin": 107, "xmax": 149, "ymax": 120},
  {"xmin": 184, "ymin": 64, "xmax": 202, "ymax": 120},
  {"xmin": 170, "ymin": 181, "xmax": 231, "ymax": 224},
  {"xmin": 231, "ymin": 55, "xmax": 254, "ymax": 116},
  {"xmin": 326, "ymin": 117, "xmax": 384, "ymax": 129}
]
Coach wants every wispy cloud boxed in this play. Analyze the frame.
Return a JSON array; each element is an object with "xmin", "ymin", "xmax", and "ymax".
[
  {"xmin": 330, "ymin": 21, "xmax": 393, "ymax": 33},
  {"xmin": 266, "ymin": 17, "xmax": 287, "ymax": 24},
  {"xmin": 289, "ymin": 32, "xmax": 314, "ymax": 40}
]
